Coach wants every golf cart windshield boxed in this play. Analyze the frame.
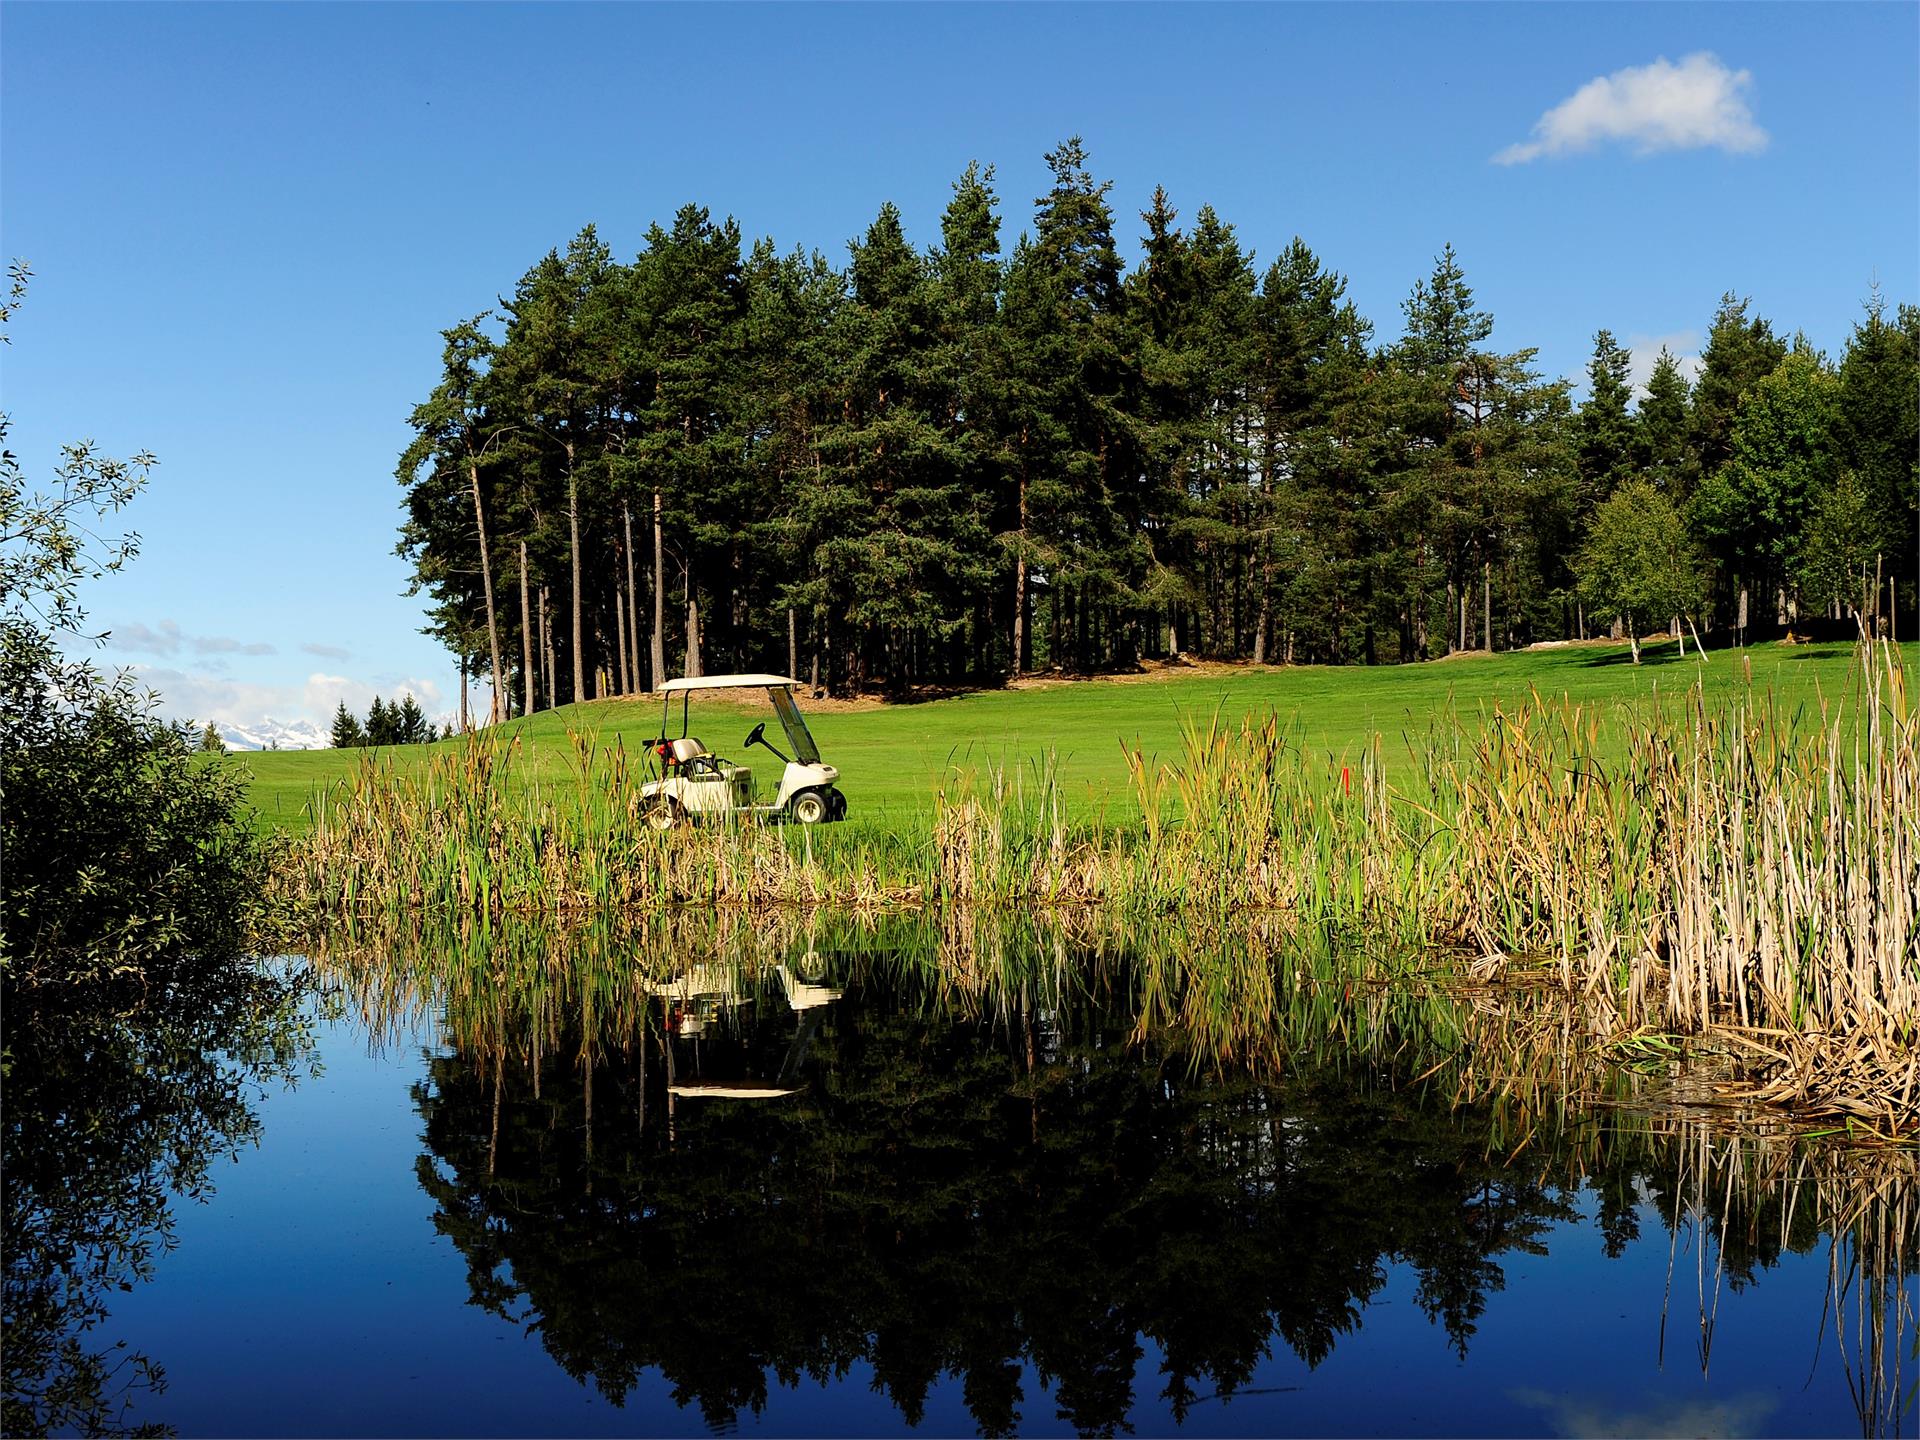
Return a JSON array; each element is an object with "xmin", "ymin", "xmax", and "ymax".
[{"xmin": 769, "ymin": 687, "xmax": 821, "ymax": 765}]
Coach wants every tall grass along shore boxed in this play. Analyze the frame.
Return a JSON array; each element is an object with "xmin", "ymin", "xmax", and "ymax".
[{"xmin": 282, "ymin": 641, "xmax": 1918, "ymax": 1127}]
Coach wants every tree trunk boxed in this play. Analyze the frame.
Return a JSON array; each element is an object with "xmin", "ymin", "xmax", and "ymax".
[
  {"xmin": 624, "ymin": 504, "xmax": 642, "ymax": 691},
  {"xmin": 685, "ymin": 591, "xmax": 702, "ymax": 679},
  {"xmin": 1482, "ymin": 560, "xmax": 1491, "ymax": 653},
  {"xmin": 615, "ymin": 585, "xmax": 630, "ymax": 696},
  {"xmin": 1627, "ymin": 614, "xmax": 1640, "ymax": 665},
  {"xmin": 787, "ymin": 606, "xmax": 798, "ymax": 680},
  {"xmin": 567, "ymin": 442, "xmax": 584, "ymax": 704},
  {"xmin": 519, "ymin": 541, "xmax": 533, "ymax": 717},
  {"xmin": 1252, "ymin": 537, "xmax": 1272, "ymax": 665},
  {"xmin": 1010, "ymin": 476, "xmax": 1028, "ymax": 676},
  {"xmin": 540, "ymin": 585, "xmax": 555, "ymax": 707},
  {"xmin": 458, "ymin": 652, "xmax": 470, "ymax": 732},
  {"xmin": 467, "ymin": 456, "xmax": 505, "ymax": 724},
  {"xmin": 651, "ymin": 491, "xmax": 667, "ymax": 686}
]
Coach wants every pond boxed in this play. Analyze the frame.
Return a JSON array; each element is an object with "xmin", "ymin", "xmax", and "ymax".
[{"xmin": 5, "ymin": 913, "xmax": 1914, "ymax": 1437}]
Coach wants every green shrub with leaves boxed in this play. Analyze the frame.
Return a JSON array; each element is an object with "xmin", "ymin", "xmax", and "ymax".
[{"xmin": 1574, "ymin": 479, "xmax": 1708, "ymax": 663}]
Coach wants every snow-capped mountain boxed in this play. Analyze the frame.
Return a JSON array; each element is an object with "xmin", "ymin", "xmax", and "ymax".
[{"xmin": 219, "ymin": 716, "xmax": 329, "ymax": 752}]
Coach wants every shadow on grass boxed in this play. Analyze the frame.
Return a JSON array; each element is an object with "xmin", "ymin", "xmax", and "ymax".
[
  {"xmin": 1776, "ymin": 645, "xmax": 1857, "ymax": 662},
  {"xmin": 1573, "ymin": 642, "xmax": 1701, "ymax": 670},
  {"xmin": 1570, "ymin": 637, "xmax": 1862, "ymax": 670}
]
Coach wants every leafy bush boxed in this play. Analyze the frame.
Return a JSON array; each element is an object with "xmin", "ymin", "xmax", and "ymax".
[{"xmin": 1, "ymin": 636, "xmax": 274, "ymax": 988}]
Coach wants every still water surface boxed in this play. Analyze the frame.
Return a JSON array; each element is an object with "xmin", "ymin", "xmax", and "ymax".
[{"xmin": 7, "ymin": 925, "xmax": 1913, "ymax": 1437}]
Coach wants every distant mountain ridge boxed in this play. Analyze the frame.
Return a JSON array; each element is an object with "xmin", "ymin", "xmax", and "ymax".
[{"xmin": 218, "ymin": 716, "xmax": 328, "ymax": 752}]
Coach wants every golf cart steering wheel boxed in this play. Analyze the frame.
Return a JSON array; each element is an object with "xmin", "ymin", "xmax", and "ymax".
[{"xmin": 744, "ymin": 721, "xmax": 792, "ymax": 765}]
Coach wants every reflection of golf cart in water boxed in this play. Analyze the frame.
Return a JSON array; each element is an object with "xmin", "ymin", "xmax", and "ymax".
[
  {"xmin": 647, "ymin": 958, "xmax": 841, "ymax": 1038},
  {"xmin": 648, "ymin": 956, "xmax": 843, "ymax": 1101},
  {"xmin": 642, "ymin": 674, "xmax": 846, "ymax": 831}
]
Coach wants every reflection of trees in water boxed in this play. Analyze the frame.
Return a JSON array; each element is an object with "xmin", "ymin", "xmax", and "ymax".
[
  {"xmin": 414, "ymin": 990, "xmax": 1578, "ymax": 1433},
  {"xmin": 1, "ymin": 965, "xmax": 315, "ymax": 1437},
  {"xmin": 330, "ymin": 909, "xmax": 1916, "ymax": 1435}
]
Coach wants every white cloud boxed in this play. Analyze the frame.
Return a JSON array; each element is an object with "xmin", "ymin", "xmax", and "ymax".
[
  {"xmin": 303, "ymin": 671, "xmax": 446, "ymax": 724},
  {"xmin": 115, "ymin": 664, "xmax": 451, "ymax": 735},
  {"xmin": 1495, "ymin": 53, "xmax": 1767, "ymax": 164},
  {"xmin": 301, "ymin": 641, "xmax": 352, "ymax": 661},
  {"xmin": 125, "ymin": 666, "xmax": 303, "ymax": 730},
  {"xmin": 1624, "ymin": 331, "xmax": 1704, "ymax": 398}
]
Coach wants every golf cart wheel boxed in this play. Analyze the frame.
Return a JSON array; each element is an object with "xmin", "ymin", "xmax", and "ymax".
[
  {"xmin": 644, "ymin": 799, "xmax": 684, "ymax": 833},
  {"xmin": 790, "ymin": 790, "xmax": 829, "ymax": 825},
  {"xmin": 828, "ymin": 790, "xmax": 847, "ymax": 822}
]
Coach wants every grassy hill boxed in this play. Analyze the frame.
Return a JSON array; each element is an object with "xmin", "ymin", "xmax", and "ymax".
[{"xmin": 235, "ymin": 637, "xmax": 1910, "ymax": 834}]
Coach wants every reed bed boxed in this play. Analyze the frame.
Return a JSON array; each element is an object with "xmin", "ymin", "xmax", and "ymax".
[{"xmin": 284, "ymin": 640, "xmax": 1919, "ymax": 1124}]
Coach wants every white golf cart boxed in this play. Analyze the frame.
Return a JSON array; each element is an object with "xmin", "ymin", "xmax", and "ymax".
[{"xmin": 640, "ymin": 674, "xmax": 846, "ymax": 830}]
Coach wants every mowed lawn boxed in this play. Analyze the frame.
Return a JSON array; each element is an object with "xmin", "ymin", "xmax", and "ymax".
[{"xmin": 236, "ymin": 638, "xmax": 1913, "ymax": 835}]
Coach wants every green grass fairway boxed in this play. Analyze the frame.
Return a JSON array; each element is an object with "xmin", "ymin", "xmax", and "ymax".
[{"xmin": 236, "ymin": 638, "xmax": 1913, "ymax": 834}]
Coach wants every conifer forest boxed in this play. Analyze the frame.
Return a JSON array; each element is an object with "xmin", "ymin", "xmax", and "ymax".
[{"xmin": 396, "ymin": 140, "xmax": 1919, "ymax": 711}]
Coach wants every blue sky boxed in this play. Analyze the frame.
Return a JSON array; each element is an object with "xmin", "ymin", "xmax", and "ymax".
[{"xmin": 4, "ymin": 2, "xmax": 1915, "ymax": 737}]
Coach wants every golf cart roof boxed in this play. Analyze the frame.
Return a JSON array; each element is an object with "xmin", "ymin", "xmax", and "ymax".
[{"xmin": 659, "ymin": 673, "xmax": 800, "ymax": 694}]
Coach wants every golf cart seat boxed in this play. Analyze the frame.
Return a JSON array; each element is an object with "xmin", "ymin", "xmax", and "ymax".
[{"xmin": 663, "ymin": 737, "xmax": 710, "ymax": 766}]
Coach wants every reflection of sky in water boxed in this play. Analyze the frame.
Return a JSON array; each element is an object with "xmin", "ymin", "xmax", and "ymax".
[
  {"xmin": 86, "ymin": 1001, "xmax": 1913, "ymax": 1439},
  {"xmin": 1510, "ymin": 1387, "xmax": 1777, "ymax": 1439}
]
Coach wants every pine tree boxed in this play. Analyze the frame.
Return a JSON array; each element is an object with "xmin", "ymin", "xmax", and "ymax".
[
  {"xmin": 1025, "ymin": 137, "xmax": 1139, "ymax": 670},
  {"xmin": 809, "ymin": 202, "xmax": 990, "ymax": 694},
  {"xmin": 1125, "ymin": 187, "xmax": 1203, "ymax": 653},
  {"xmin": 1635, "ymin": 348, "xmax": 1694, "ymax": 495},
  {"xmin": 928, "ymin": 161, "xmax": 1011, "ymax": 680},
  {"xmin": 1837, "ymin": 292, "xmax": 1919, "ymax": 606},
  {"xmin": 626, "ymin": 206, "xmax": 750, "ymax": 681},
  {"xmin": 740, "ymin": 238, "xmax": 843, "ymax": 687},
  {"xmin": 1395, "ymin": 245, "xmax": 1499, "ymax": 655},
  {"xmin": 198, "ymin": 722, "xmax": 225, "ymax": 754},
  {"xmin": 1574, "ymin": 330, "xmax": 1635, "ymax": 506},
  {"xmin": 329, "ymin": 701, "xmax": 365, "ymax": 748},
  {"xmin": 489, "ymin": 228, "xmax": 618, "ymax": 703},
  {"xmin": 365, "ymin": 696, "xmax": 396, "ymax": 747},
  {"xmin": 1177, "ymin": 205, "xmax": 1259, "ymax": 658},
  {"xmin": 1398, "ymin": 243, "xmax": 1494, "ymax": 383},
  {"xmin": 399, "ymin": 318, "xmax": 510, "ymax": 724},
  {"xmin": 397, "ymin": 694, "xmax": 427, "ymax": 745},
  {"xmin": 1692, "ymin": 292, "xmax": 1787, "ymax": 477},
  {"xmin": 1248, "ymin": 239, "xmax": 1373, "ymax": 663}
]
